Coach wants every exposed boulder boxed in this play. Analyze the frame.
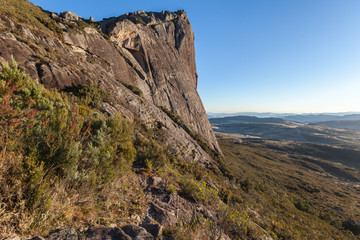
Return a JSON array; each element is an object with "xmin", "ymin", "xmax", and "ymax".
[
  {"xmin": 139, "ymin": 223, "xmax": 162, "ymax": 239},
  {"xmin": 147, "ymin": 193, "xmax": 195, "ymax": 227},
  {"xmin": 4, "ymin": 237, "xmax": 21, "ymax": 240},
  {"xmin": 60, "ymin": 11, "xmax": 81, "ymax": 21},
  {"xmin": 121, "ymin": 225, "xmax": 154, "ymax": 240},
  {"xmin": 343, "ymin": 219, "xmax": 360, "ymax": 235},
  {"xmin": 86, "ymin": 227, "xmax": 132, "ymax": 240},
  {"xmin": 45, "ymin": 228, "xmax": 78, "ymax": 240}
]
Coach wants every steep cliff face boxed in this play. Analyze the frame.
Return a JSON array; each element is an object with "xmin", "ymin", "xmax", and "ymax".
[
  {"xmin": 0, "ymin": 3, "xmax": 277, "ymax": 239},
  {"xmin": 103, "ymin": 10, "xmax": 216, "ymax": 152},
  {"xmin": 0, "ymin": 5, "xmax": 221, "ymax": 164}
]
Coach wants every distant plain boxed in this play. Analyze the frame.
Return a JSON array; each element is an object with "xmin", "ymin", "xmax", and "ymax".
[{"xmin": 211, "ymin": 114, "xmax": 360, "ymax": 238}]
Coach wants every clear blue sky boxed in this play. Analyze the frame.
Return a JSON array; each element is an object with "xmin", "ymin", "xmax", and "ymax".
[{"xmin": 30, "ymin": 0, "xmax": 360, "ymax": 114}]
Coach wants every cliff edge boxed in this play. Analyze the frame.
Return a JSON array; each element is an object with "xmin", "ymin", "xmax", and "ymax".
[
  {"xmin": 0, "ymin": 5, "xmax": 221, "ymax": 165},
  {"xmin": 0, "ymin": 1, "xmax": 276, "ymax": 239}
]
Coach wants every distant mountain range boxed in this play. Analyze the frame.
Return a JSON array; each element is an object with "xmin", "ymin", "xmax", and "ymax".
[
  {"xmin": 209, "ymin": 115, "xmax": 291, "ymax": 125},
  {"xmin": 313, "ymin": 120, "xmax": 360, "ymax": 131},
  {"xmin": 207, "ymin": 112, "xmax": 293, "ymax": 119},
  {"xmin": 210, "ymin": 114, "xmax": 360, "ymax": 146},
  {"xmin": 283, "ymin": 114, "xmax": 360, "ymax": 123},
  {"xmin": 208, "ymin": 112, "xmax": 360, "ymax": 123}
]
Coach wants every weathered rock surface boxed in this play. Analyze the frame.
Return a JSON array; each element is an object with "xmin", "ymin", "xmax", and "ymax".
[
  {"xmin": 138, "ymin": 175, "xmax": 215, "ymax": 228},
  {"xmin": 0, "ymin": 8, "xmax": 221, "ymax": 167},
  {"xmin": 343, "ymin": 219, "xmax": 360, "ymax": 235},
  {"xmin": 60, "ymin": 11, "xmax": 81, "ymax": 21},
  {"xmin": 122, "ymin": 225, "xmax": 154, "ymax": 240},
  {"xmin": 45, "ymin": 228, "xmax": 78, "ymax": 240},
  {"xmin": 86, "ymin": 227, "xmax": 132, "ymax": 240},
  {"xmin": 102, "ymin": 11, "xmax": 215, "ymax": 153},
  {"xmin": 0, "ymin": 6, "xmax": 229, "ymax": 239},
  {"xmin": 139, "ymin": 224, "xmax": 162, "ymax": 239}
]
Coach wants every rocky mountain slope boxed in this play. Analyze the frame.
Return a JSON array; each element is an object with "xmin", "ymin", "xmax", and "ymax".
[
  {"xmin": 0, "ymin": 2, "xmax": 220, "ymax": 166},
  {"xmin": 0, "ymin": 1, "xmax": 269, "ymax": 240},
  {"xmin": 1, "ymin": 1, "xmax": 358, "ymax": 239}
]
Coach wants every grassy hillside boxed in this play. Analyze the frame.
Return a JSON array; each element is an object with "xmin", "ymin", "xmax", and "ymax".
[
  {"xmin": 0, "ymin": 0, "xmax": 62, "ymax": 35},
  {"xmin": 0, "ymin": 60, "xmax": 147, "ymax": 234},
  {"xmin": 217, "ymin": 133, "xmax": 360, "ymax": 239},
  {"xmin": 1, "ymin": 61, "xmax": 359, "ymax": 239},
  {"xmin": 0, "ymin": 61, "xmax": 266, "ymax": 239}
]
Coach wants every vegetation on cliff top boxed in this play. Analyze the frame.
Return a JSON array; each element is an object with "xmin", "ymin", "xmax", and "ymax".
[{"xmin": 0, "ymin": 0, "xmax": 62, "ymax": 35}]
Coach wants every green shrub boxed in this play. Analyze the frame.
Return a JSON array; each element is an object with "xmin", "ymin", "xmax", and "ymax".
[
  {"xmin": 67, "ymin": 85, "xmax": 111, "ymax": 108},
  {"xmin": 179, "ymin": 179, "xmax": 219, "ymax": 205},
  {"xmin": 240, "ymin": 177, "xmax": 252, "ymax": 193},
  {"xmin": 35, "ymin": 16, "xmax": 63, "ymax": 36},
  {"xmin": 294, "ymin": 199, "xmax": 311, "ymax": 213},
  {"xmin": 135, "ymin": 16, "xmax": 146, "ymax": 25},
  {"xmin": 0, "ymin": 61, "xmax": 141, "ymax": 235},
  {"xmin": 134, "ymin": 136, "xmax": 167, "ymax": 170}
]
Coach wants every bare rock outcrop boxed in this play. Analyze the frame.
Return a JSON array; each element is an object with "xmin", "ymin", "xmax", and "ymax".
[
  {"xmin": 60, "ymin": 11, "xmax": 81, "ymax": 21},
  {"xmin": 0, "ymin": 9, "xmax": 221, "ymax": 166},
  {"xmin": 101, "ymin": 11, "xmax": 217, "ymax": 153}
]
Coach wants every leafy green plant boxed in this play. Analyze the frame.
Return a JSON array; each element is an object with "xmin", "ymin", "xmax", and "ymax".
[
  {"xmin": 179, "ymin": 179, "xmax": 219, "ymax": 205},
  {"xmin": 134, "ymin": 136, "xmax": 167, "ymax": 170},
  {"xmin": 294, "ymin": 199, "xmax": 312, "ymax": 213}
]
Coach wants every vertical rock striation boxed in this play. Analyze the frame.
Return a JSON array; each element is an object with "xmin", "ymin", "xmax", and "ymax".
[
  {"xmin": 100, "ymin": 10, "xmax": 220, "ymax": 155},
  {"xmin": 0, "ymin": 8, "xmax": 221, "ymax": 164}
]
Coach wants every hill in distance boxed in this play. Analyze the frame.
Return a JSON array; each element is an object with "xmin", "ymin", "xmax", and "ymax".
[
  {"xmin": 208, "ymin": 112, "xmax": 360, "ymax": 123},
  {"xmin": 211, "ymin": 113, "xmax": 360, "ymax": 238}
]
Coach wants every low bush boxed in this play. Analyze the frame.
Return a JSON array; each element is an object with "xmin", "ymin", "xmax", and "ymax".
[
  {"xmin": 133, "ymin": 136, "xmax": 167, "ymax": 170},
  {"xmin": 0, "ymin": 0, "xmax": 60, "ymax": 36},
  {"xmin": 179, "ymin": 179, "xmax": 219, "ymax": 206},
  {"xmin": 294, "ymin": 199, "xmax": 311, "ymax": 213},
  {"xmin": 0, "ymin": 61, "xmax": 143, "ymax": 236}
]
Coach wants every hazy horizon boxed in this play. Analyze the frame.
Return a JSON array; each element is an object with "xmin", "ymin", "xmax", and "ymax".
[{"xmin": 207, "ymin": 111, "xmax": 360, "ymax": 115}]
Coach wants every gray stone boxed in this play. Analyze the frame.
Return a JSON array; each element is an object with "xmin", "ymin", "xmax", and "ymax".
[
  {"xmin": 29, "ymin": 237, "xmax": 45, "ymax": 240},
  {"xmin": 89, "ymin": 16, "xmax": 96, "ymax": 23},
  {"xmin": 86, "ymin": 227, "xmax": 132, "ymax": 240},
  {"xmin": 140, "ymin": 223, "xmax": 162, "ymax": 238},
  {"xmin": 343, "ymin": 219, "xmax": 360, "ymax": 235},
  {"xmin": 121, "ymin": 225, "xmax": 154, "ymax": 240},
  {"xmin": 60, "ymin": 11, "xmax": 80, "ymax": 21},
  {"xmin": 4, "ymin": 237, "xmax": 21, "ymax": 240},
  {"xmin": 46, "ymin": 228, "xmax": 78, "ymax": 240},
  {"xmin": 49, "ymin": 12, "xmax": 60, "ymax": 20},
  {"xmin": 147, "ymin": 194, "xmax": 194, "ymax": 227}
]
